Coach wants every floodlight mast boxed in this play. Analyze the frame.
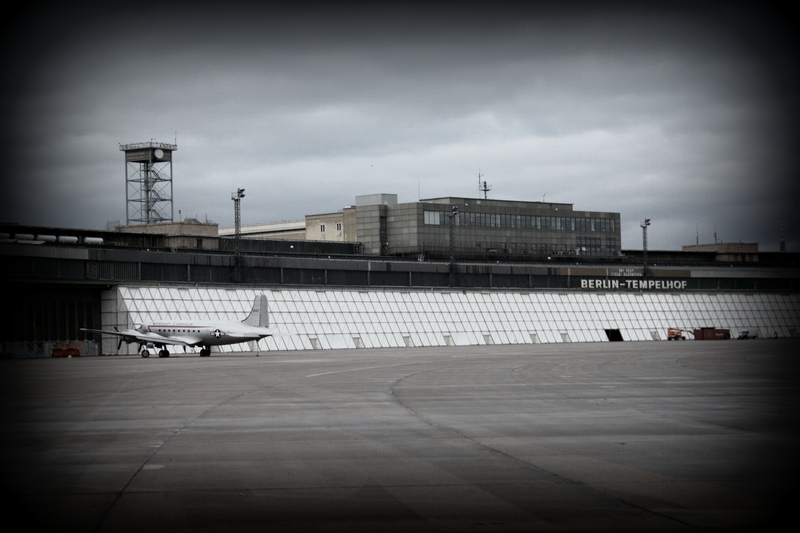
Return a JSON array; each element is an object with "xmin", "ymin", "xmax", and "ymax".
[
  {"xmin": 449, "ymin": 205, "xmax": 458, "ymax": 286},
  {"xmin": 641, "ymin": 218, "xmax": 651, "ymax": 277},
  {"xmin": 232, "ymin": 188, "xmax": 245, "ymax": 282}
]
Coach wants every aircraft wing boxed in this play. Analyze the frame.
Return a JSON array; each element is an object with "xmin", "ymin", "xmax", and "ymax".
[{"xmin": 80, "ymin": 328, "xmax": 199, "ymax": 347}]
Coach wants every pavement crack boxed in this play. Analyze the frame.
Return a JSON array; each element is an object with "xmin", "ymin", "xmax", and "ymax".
[
  {"xmin": 91, "ymin": 383, "xmax": 272, "ymax": 533},
  {"xmin": 388, "ymin": 366, "xmax": 695, "ymax": 530}
]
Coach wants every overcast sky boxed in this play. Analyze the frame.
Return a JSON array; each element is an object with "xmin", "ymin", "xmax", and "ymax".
[{"xmin": 1, "ymin": 1, "xmax": 797, "ymax": 251}]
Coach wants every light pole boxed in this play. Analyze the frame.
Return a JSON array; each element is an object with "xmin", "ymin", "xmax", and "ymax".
[
  {"xmin": 232, "ymin": 188, "xmax": 245, "ymax": 282},
  {"xmin": 449, "ymin": 205, "xmax": 458, "ymax": 286},
  {"xmin": 641, "ymin": 218, "xmax": 650, "ymax": 277}
]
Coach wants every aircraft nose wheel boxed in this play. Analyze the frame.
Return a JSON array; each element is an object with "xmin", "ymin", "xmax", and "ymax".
[{"xmin": 141, "ymin": 349, "xmax": 150, "ymax": 358}]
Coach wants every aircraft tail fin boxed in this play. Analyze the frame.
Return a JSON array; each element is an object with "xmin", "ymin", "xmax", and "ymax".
[{"xmin": 242, "ymin": 294, "xmax": 269, "ymax": 328}]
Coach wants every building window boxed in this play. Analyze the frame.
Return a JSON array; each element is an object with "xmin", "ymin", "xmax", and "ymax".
[
  {"xmin": 320, "ymin": 224, "xmax": 326, "ymax": 233},
  {"xmin": 424, "ymin": 210, "xmax": 443, "ymax": 225},
  {"xmin": 607, "ymin": 238, "xmax": 616, "ymax": 255},
  {"xmin": 336, "ymin": 223, "xmax": 342, "ymax": 231},
  {"xmin": 421, "ymin": 209, "xmax": 618, "ymax": 239},
  {"xmin": 577, "ymin": 237, "xmax": 602, "ymax": 255}
]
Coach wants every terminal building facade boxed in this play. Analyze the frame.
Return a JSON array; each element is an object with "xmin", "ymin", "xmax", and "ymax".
[
  {"xmin": 2, "ymin": 194, "xmax": 798, "ymax": 357},
  {"xmin": 353, "ymin": 194, "xmax": 620, "ymax": 258},
  {"xmin": 226, "ymin": 194, "xmax": 621, "ymax": 260}
]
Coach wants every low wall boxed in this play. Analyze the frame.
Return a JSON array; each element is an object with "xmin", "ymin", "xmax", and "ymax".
[{"xmin": 1, "ymin": 340, "xmax": 99, "ymax": 359}]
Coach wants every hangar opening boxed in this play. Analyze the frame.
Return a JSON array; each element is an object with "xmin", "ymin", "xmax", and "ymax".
[{"xmin": 605, "ymin": 329, "xmax": 624, "ymax": 342}]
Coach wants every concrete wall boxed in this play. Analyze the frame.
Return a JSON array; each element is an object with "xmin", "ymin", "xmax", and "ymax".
[
  {"xmin": 117, "ymin": 220, "xmax": 220, "ymax": 250},
  {"xmin": 219, "ymin": 221, "xmax": 306, "ymax": 240},
  {"xmin": 356, "ymin": 204, "xmax": 386, "ymax": 255},
  {"xmin": 342, "ymin": 206, "xmax": 357, "ymax": 244},
  {"xmin": 117, "ymin": 220, "xmax": 218, "ymax": 236},
  {"xmin": 386, "ymin": 202, "xmax": 422, "ymax": 255},
  {"xmin": 306, "ymin": 212, "xmax": 345, "ymax": 242},
  {"xmin": 683, "ymin": 243, "xmax": 759, "ymax": 262}
]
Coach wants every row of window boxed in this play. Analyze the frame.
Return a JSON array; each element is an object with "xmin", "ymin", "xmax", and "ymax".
[
  {"xmin": 477, "ymin": 240, "xmax": 617, "ymax": 255},
  {"xmin": 423, "ymin": 210, "xmax": 616, "ymax": 232},
  {"xmin": 419, "ymin": 238, "xmax": 618, "ymax": 255},
  {"xmin": 319, "ymin": 223, "xmax": 343, "ymax": 232}
]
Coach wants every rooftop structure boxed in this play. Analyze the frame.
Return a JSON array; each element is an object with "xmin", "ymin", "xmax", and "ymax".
[
  {"xmin": 115, "ymin": 218, "xmax": 219, "ymax": 250},
  {"xmin": 218, "ymin": 221, "xmax": 307, "ymax": 240},
  {"xmin": 120, "ymin": 141, "xmax": 177, "ymax": 226},
  {"xmin": 682, "ymin": 242, "xmax": 759, "ymax": 262}
]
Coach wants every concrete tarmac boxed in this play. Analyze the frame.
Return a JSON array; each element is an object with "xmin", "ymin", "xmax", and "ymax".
[{"xmin": 1, "ymin": 340, "xmax": 799, "ymax": 532}]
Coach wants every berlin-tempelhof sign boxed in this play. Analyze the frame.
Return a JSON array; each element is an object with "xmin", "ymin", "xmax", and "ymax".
[{"xmin": 581, "ymin": 279, "xmax": 688, "ymax": 290}]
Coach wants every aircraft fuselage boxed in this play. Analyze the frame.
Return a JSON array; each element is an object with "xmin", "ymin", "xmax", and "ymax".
[{"xmin": 145, "ymin": 321, "xmax": 272, "ymax": 346}]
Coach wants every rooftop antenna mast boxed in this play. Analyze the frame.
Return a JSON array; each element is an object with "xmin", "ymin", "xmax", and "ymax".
[{"xmin": 478, "ymin": 172, "xmax": 492, "ymax": 199}]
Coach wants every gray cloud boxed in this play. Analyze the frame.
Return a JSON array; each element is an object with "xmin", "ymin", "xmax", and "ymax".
[{"xmin": 2, "ymin": 1, "xmax": 797, "ymax": 250}]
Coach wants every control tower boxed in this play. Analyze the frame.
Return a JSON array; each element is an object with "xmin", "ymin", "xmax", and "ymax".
[{"xmin": 120, "ymin": 141, "xmax": 177, "ymax": 225}]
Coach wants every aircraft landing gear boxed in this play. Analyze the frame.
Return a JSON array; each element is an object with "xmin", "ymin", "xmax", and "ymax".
[
  {"xmin": 200, "ymin": 347, "xmax": 210, "ymax": 357},
  {"xmin": 158, "ymin": 349, "xmax": 170, "ymax": 358},
  {"xmin": 141, "ymin": 348, "xmax": 150, "ymax": 358}
]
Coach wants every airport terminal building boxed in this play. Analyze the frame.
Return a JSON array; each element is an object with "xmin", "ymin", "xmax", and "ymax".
[
  {"xmin": 1, "ymin": 196, "xmax": 798, "ymax": 357},
  {"xmin": 222, "ymin": 194, "xmax": 621, "ymax": 260},
  {"xmin": 356, "ymin": 194, "xmax": 621, "ymax": 258}
]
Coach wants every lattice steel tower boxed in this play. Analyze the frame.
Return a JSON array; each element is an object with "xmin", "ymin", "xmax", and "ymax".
[{"xmin": 120, "ymin": 141, "xmax": 177, "ymax": 225}]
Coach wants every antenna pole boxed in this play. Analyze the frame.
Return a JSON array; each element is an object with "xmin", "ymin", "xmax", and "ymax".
[{"xmin": 477, "ymin": 172, "xmax": 491, "ymax": 199}]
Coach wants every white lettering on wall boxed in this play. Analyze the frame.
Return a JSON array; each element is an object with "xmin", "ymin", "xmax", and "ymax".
[{"xmin": 581, "ymin": 279, "xmax": 687, "ymax": 290}]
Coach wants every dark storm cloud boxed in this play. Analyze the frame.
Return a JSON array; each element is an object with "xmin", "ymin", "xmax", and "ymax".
[{"xmin": 1, "ymin": 1, "xmax": 797, "ymax": 250}]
